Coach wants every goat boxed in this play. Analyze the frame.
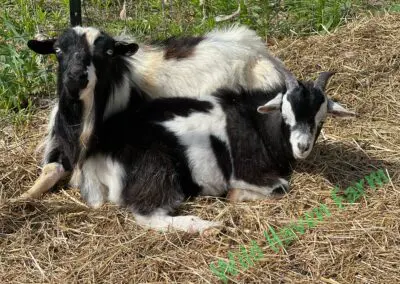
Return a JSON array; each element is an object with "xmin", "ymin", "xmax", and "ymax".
[
  {"xmin": 75, "ymin": 69, "xmax": 354, "ymax": 233},
  {"xmin": 21, "ymin": 25, "xmax": 293, "ymax": 199}
]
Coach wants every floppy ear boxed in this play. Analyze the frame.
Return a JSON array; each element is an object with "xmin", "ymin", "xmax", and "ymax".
[
  {"xmin": 27, "ymin": 39, "xmax": 56, "ymax": 54},
  {"xmin": 115, "ymin": 41, "xmax": 139, "ymax": 56},
  {"xmin": 327, "ymin": 99, "xmax": 356, "ymax": 117},
  {"xmin": 257, "ymin": 93, "xmax": 283, "ymax": 114}
]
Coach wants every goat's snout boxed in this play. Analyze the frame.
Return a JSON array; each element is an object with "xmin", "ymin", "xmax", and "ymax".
[
  {"xmin": 64, "ymin": 67, "xmax": 89, "ymax": 92},
  {"xmin": 77, "ymin": 70, "xmax": 89, "ymax": 86},
  {"xmin": 297, "ymin": 142, "xmax": 310, "ymax": 153}
]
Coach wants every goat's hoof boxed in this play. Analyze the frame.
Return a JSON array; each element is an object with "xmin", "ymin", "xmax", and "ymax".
[
  {"xmin": 42, "ymin": 163, "xmax": 64, "ymax": 175},
  {"xmin": 201, "ymin": 225, "xmax": 222, "ymax": 237},
  {"xmin": 227, "ymin": 188, "xmax": 265, "ymax": 202},
  {"xmin": 185, "ymin": 216, "xmax": 222, "ymax": 234},
  {"xmin": 85, "ymin": 199, "xmax": 105, "ymax": 209},
  {"xmin": 271, "ymin": 179, "xmax": 290, "ymax": 198},
  {"xmin": 226, "ymin": 188, "xmax": 241, "ymax": 202}
]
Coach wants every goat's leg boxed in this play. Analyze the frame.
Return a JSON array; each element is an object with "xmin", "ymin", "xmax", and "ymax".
[
  {"xmin": 20, "ymin": 162, "xmax": 68, "ymax": 199},
  {"xmin": 228, "ymin": 178, "xmax": 289, "ymax": 202},
  {"xmin": 134, "ymin": 209, "xmax": 222, "ymax": 234},
  {"xmin": 79, "ymin": 157, "xmax": 107, "ymax": 208},
  {"xmin": 227, "ymin": 188, "xmax": 266, "ymax": 202}
]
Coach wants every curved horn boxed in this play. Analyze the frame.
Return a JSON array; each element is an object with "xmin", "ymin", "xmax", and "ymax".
[
  {"xmin": 314, "ymin": 71, "xmax": 335, "ymax": 91},
  {"xmin": 265, "ymin": 52, "xmax": 299, "ymax": 92}
]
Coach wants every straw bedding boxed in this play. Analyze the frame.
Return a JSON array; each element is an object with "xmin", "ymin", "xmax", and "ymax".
[{"xmin": 0, "ymin": 13, "xmax": 399, "ymax": 283}]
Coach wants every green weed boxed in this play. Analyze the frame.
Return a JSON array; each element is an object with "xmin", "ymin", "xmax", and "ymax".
[{"xmin": 0, "ymin": 0, "xmax": 68, "ymax": 117}]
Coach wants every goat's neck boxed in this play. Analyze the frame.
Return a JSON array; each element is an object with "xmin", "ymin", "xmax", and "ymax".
[
  {"xmin": 57, "ymin": 91, "xmax": 83, "ymax": 126},
  {"xmin": 254, "ymin": 111, "xmax": 296, "ymax": 171}
]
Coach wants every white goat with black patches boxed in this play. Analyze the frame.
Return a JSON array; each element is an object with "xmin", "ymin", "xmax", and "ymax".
[{"xmin": 22, "ymin": 25, "xmax": 287, "ymax": 199}]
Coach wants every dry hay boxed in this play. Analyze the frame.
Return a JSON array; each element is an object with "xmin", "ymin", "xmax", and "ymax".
[{"xmin": 1, "ymin": 13, "xmax": 400, "ymax": 283}]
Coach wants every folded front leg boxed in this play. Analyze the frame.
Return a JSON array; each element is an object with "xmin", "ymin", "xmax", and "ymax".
[
  {"xmin": 134, "ymin": 209, "xmax": 222, "ymax": 234},
  {"xmin": 227, "ymin": 178, "xmax": 289, "ymax": 202},
  {"xmin": 20, "ymin": 162, "xmax": 68, "ymax": 199}
]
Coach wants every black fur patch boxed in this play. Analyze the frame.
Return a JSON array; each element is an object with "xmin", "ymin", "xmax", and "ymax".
[
  {"xmin": 210, "ymin": 135, "xmax": 232, "ymax": 181},
  {"xmin": 216, "ymin": 88, "xmax": 295, "ymax": 186},
  {"xmin": 161, "ymin": 36, "xmax": 204, "ymax": 60},
  {"xmin": 47, "ymin": 97, "xmax": 83, "ymax": 171},
  {"xmin": 286, "ymin": 82, "xmax": 325, "ymax": 127}
]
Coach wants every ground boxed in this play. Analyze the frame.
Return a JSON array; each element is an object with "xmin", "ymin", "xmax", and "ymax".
[{"xmin": 0, "ymin": 13, "xmax": 399, "ymax": 283}]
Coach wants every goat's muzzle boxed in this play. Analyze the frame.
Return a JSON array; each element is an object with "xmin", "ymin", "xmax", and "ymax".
[{"xmin": 63, "ymin": 68, "xmax": 89, "ymax": 93}]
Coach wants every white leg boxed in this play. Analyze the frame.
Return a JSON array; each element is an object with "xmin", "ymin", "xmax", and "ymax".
[
  {"xmin": 101, "ymin": 157, "xmax": 125, "ymax": 205},
  {"xmin": 134, "ymin": 209, "xmax": 222, "ymax": 234},
  {"xmin": 80, "ymin": 157, "xmax": 106, "ymax": 208},
  {"xmin": 227, "ymin": 188, "xmax": 266, "ymax": 202},
  {"xmin": 69, "ymin": 167, "xmax": 81, "ymax": 188},
  {"xmin": 20, "ymin": 162, "xmax": 67, "ymax": 199}
]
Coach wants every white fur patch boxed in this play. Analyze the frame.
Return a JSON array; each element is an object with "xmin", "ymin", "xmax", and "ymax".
[
  {"xmin": 80, "ymin": 155, "xmax": 125, "ymax": 207},
  {"xmin": 281, "ymin": 95, "xmax": 296, "ymax": 127},
  {"xmin": 134, "ymin": 209, "xmax": 221, "ymax": 233},
  {"xmin": 161, "ymin": 97, "xmax": 231, "ymax": 196},
  {"xmin": 81, "ymin": 157, "xmax": 106, "ymax": 208},
  {"xmin": 104, "ymin": 75, "xmax": 131, "ymax": 119},
  {"xmin": 128, "ymin": 25, "xmax": 284, "ymax": 99},
  {"xmin": 79, "ymin": 63, "xmax": 97, "ymax": 147},
  {"xmin": 41, "ymin": 102, "xmax": 59, "ymax": 165},
  {"xmin": 73, "ymin": 26, "xmax": 101, "ymax": 54},
  {"xmin": 315, "ymin": 98, "xmax": 328, "ymax": 125},
  {"xmin": 97, "ymin": 157, "xmax": 126, "ymax": 205},
  {"xmin": 289, "ymin": 129, "xmax": 312, "ymax": 159}
]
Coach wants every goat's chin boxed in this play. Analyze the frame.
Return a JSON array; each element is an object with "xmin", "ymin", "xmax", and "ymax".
[{"xmin": 293, "ymin": 150, "xmax": 311, "ymax": 160}]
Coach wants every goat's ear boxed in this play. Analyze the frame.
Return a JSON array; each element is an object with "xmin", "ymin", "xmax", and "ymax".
[
  {"xmin": 115, "ymin": 41, "xmax": 139, "ymax": 56},
  {"xmin": 327, "ymin": 99, "xmax": 356, "ymax": 117},
  {"xmin": 257, "ymin": 93, "xmax": 283, "ymax": 114},
  {"xmin": 27, "ymin": 39, "xmax": 56, "ymax": 54}
]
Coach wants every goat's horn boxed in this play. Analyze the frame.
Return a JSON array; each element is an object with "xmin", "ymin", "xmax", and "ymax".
[
  {"xmin": 266, "ymin": 52, "xmax": 299, "ymax": 92},
  {"xmin": 314, "ymin": 71, "xmax": 335, "ymax": 91}
]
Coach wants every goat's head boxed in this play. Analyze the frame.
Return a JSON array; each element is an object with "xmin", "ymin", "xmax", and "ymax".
[
  {"xmin": 257, "ymin": 72, "xmax": 355, "ymax": 160},
  {"xmin": 27, "ymin": 27, "xmax": 139, "ymax": 99}
]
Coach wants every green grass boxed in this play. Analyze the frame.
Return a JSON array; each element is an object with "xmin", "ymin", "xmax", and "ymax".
[
  {"xmin": 0, "ymin": 0, "xmax": 397, "ymax": 121},
  {"xmin": 0, "ymin": 0, "xmax": 69, "ymax": 121}
]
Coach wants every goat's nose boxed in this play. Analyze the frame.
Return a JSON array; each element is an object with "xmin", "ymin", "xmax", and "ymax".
[
  {"xmin": 297, "ymin": 142, "xmax": 310, "ymax": 152},
  {"xmin": 79, "ymin": 70, "xmax": 88, "ymax": 81}
]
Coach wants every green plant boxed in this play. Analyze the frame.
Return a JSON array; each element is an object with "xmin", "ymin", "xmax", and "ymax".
[{"xmin": 0, "ymin": 0, "xmax": 68, "ymax": 115}]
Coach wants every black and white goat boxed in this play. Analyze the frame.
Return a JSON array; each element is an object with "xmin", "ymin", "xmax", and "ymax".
[
  {"xmin": 22, "ymin": 25, "xmax": 290, "ymax": 198},
  {"xmin": 23, "ymin": 26, "xmax": 355, "ymax": 232},
  {"xmin": 74, "ymin": 70, "xmax": 354, "ymax": 232}
]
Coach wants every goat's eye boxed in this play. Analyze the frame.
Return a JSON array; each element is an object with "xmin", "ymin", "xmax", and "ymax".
[
  {"xmin": 54, "ymin": 47, "xmax": 62, "ymax": 55},
  {"xmin": 106, "ymin": 49, "xmax": 114, "ymax": 56}
]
